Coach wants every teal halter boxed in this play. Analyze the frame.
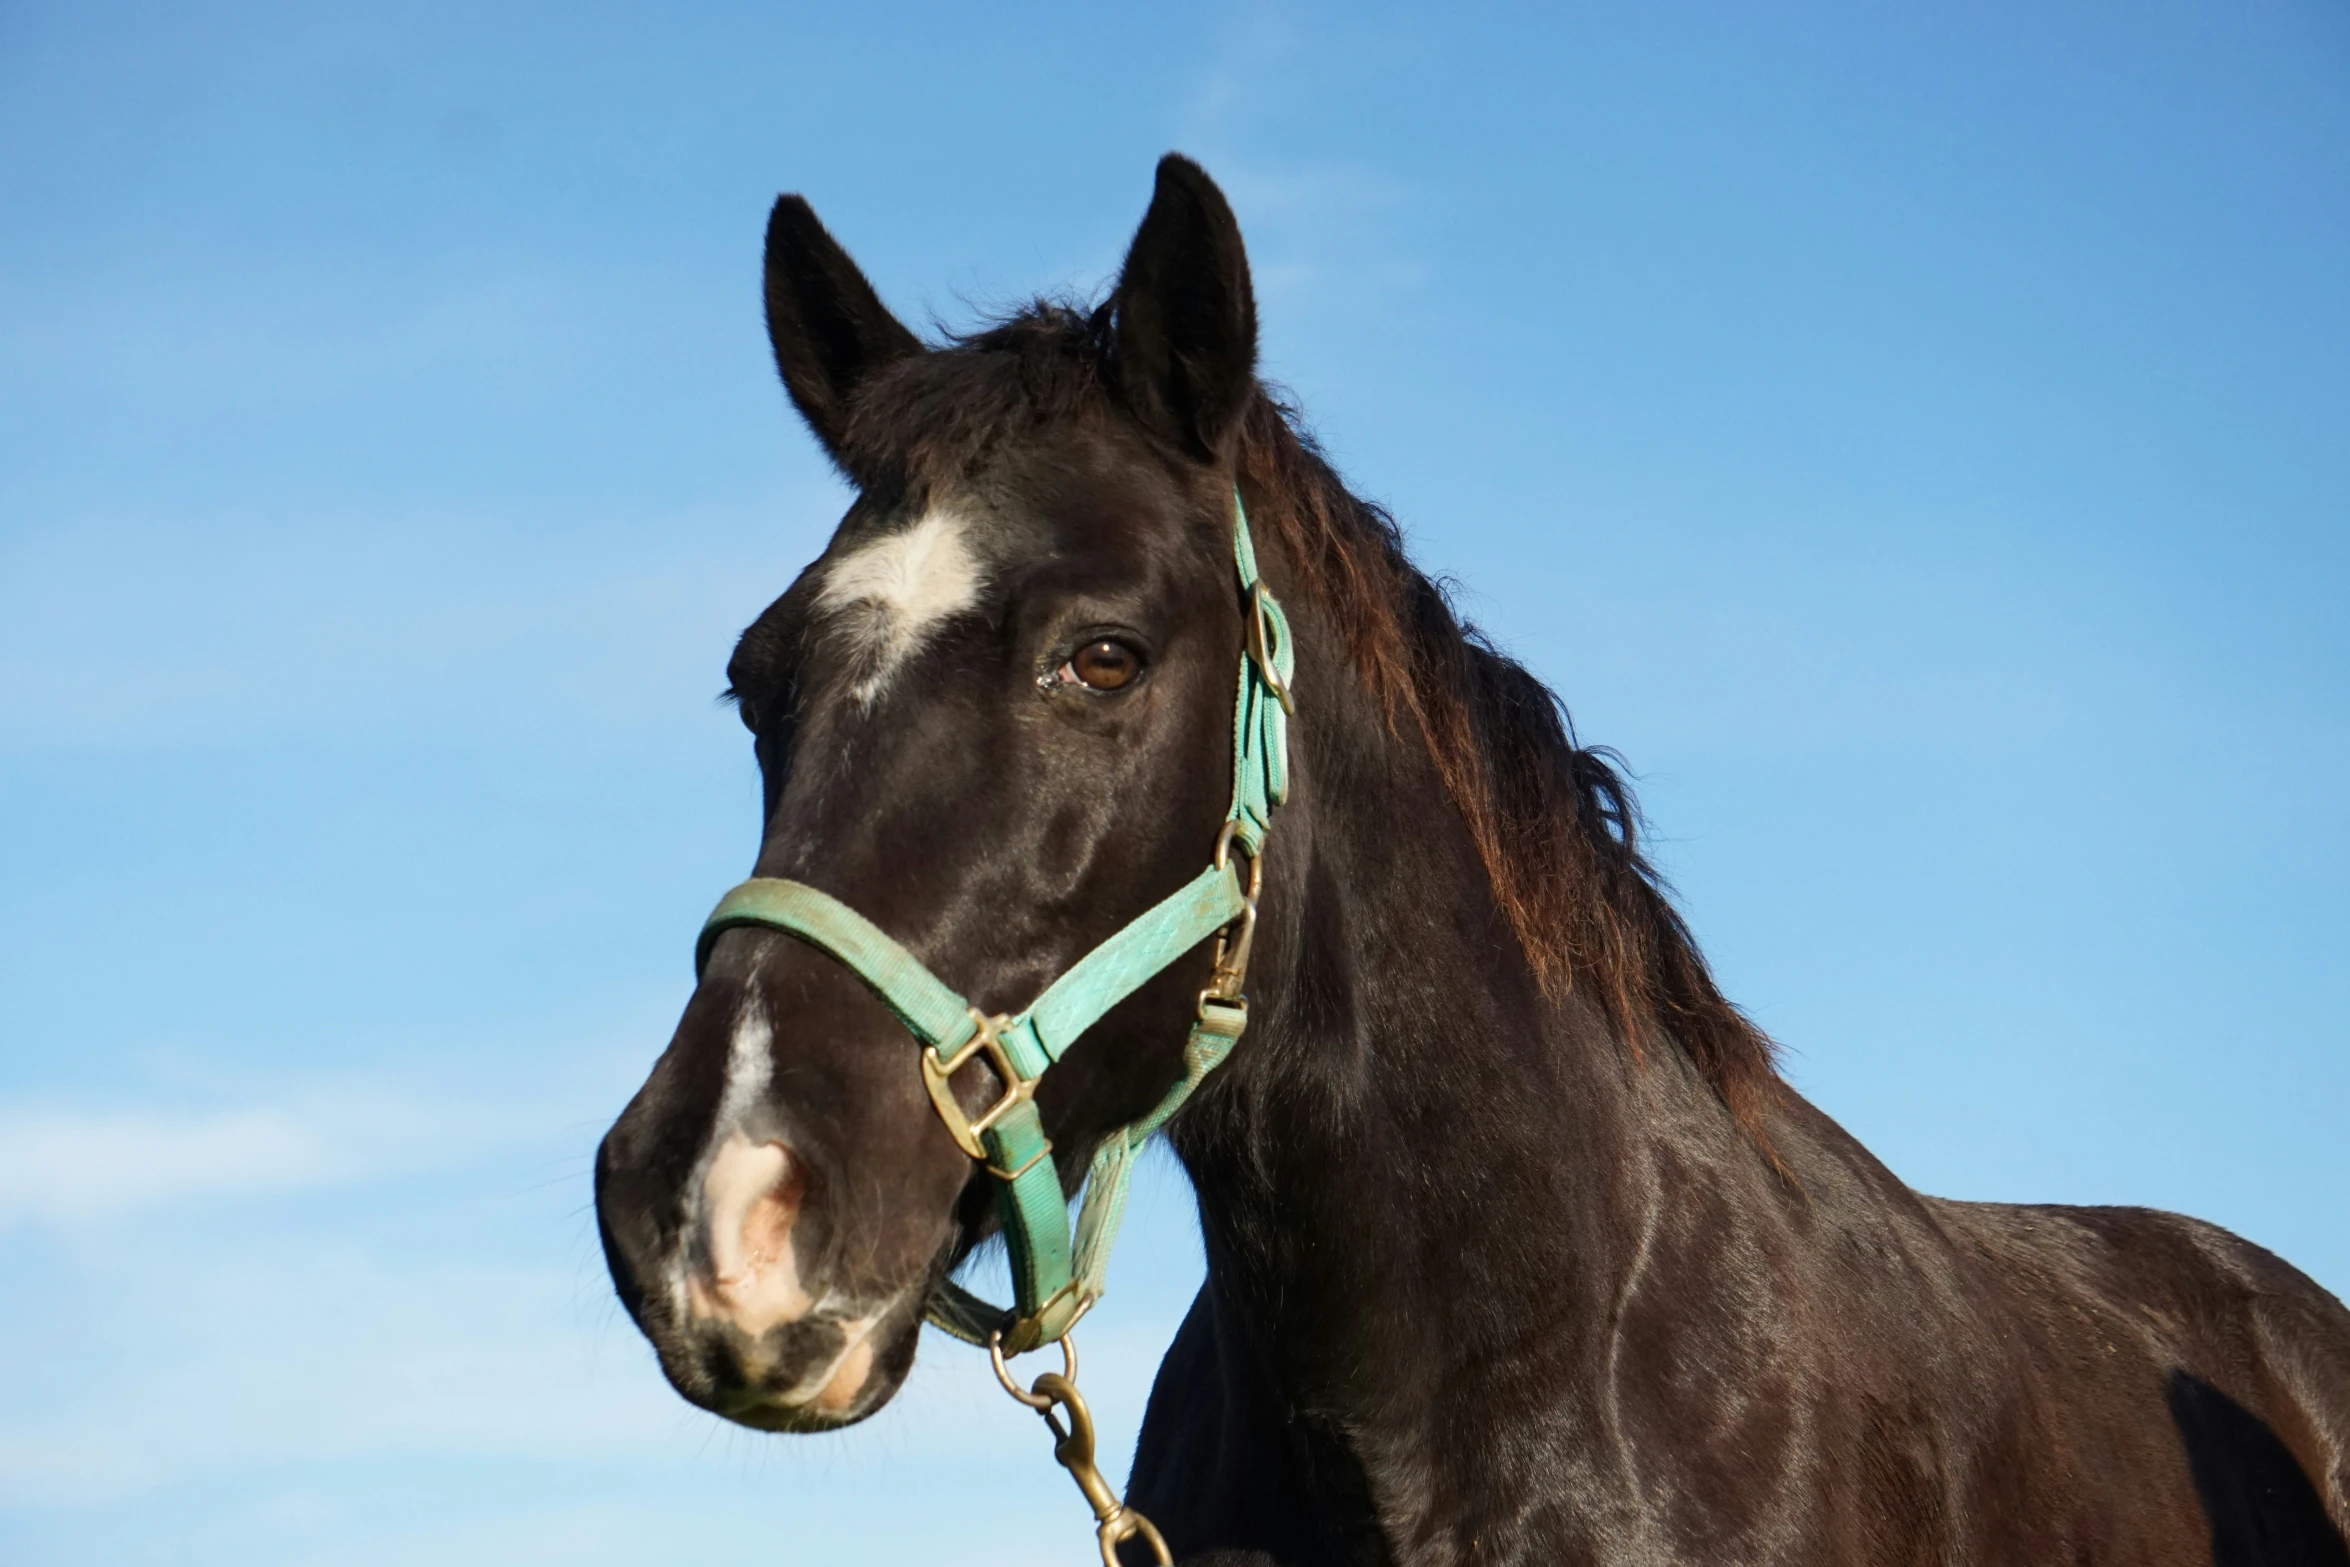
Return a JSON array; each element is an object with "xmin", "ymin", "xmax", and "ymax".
[{"xmin": 693, "ymin": 494, "xmax": 1294, "ymax": 1353}]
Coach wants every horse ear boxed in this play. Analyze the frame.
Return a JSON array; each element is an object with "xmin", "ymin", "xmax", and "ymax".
[
  {"xmin": 1106, "ymin": 155, "xmax": 1259, "ymax": 462},
  {"xmin": 763, "ymin": 195, "xmax": 923, "ymax": 467}
]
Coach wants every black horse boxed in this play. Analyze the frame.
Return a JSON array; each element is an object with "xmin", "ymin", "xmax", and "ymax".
[{"xmin": 595, "ymin": 156, "xmax": 2350, "ymax": 1565}]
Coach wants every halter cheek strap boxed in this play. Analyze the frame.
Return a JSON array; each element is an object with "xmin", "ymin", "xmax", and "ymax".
[{"xmin": 693, "ymin": 492, "xmax": 1295, "ymax": 1354}]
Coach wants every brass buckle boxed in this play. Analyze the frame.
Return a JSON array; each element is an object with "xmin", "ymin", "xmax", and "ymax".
[
  {"xmin": 992, "ymin": 1327, "xmax": 1174, "ymax": 1567},
  {"xmin": 1246, "ymin": 582, "xmax": 1296, "ymax": 715},
  {"xmin": 919, "ymin": 1009, "xmax": 1035, "ymax": 1162}
]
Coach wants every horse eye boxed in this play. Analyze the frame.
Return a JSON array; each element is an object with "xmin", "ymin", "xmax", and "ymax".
[{"xmin": 1068, "ymin": 639, "xmax": 1141, "ymax": 692}]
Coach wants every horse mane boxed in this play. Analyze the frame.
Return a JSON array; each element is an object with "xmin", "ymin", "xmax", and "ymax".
[
  {"xmin": 851, "ymin": 305, "xmax": 1781, "ymax": 1129},
  {"xmin": 1232, "ymin": 397, "xmax": 1780, "ymax": 1131}
]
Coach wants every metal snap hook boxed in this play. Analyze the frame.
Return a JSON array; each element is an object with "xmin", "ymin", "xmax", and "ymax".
[
  {"xmin": 1210, "ymin": 819, "xmax": 1265, "ymax": 903},
  {"xmin": 989, "ymin": 1327, "xmax": 1173, "ymax": 1566}
]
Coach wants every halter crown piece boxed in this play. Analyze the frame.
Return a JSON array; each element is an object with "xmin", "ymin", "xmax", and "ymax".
[{"xmin": 693, "ymin": 489, "xmax": 1294, "ymax": 1360}]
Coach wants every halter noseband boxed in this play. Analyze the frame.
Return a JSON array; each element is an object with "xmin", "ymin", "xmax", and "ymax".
[{"xmin": 692, "ymin": 492, "xmax": 1294, "ymax": 1355}]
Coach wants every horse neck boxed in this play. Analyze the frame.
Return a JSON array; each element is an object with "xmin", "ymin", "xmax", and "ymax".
[{"xmin": 1165, "ymin": 612, "xmax": 1766, "ymax": 1449}]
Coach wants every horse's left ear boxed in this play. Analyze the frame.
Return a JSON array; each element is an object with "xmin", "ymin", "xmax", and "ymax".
[
  {"xmin": 763, "ymin": 195, "xmax": 923, "ymax": 474},
  {"xmin": 1106, "ymin": 155, "xmax": 1259, "ymax": 462}
]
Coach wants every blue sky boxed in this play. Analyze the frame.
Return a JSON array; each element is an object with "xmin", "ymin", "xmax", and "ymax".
[{"xmin": 2, "ymin": 3, "xmax": 2345, "ymax": 1562}]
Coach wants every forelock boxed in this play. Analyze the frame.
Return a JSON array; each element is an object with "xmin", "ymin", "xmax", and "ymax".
[{"xmin": 836, "ymin": 304, "xmax": 1109, "ymax": 488}]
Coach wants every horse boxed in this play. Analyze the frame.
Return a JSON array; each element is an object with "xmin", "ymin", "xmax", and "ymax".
[{"xmin": 593, "ymin": 155, "xmax": 2350, "ymax": 1566}]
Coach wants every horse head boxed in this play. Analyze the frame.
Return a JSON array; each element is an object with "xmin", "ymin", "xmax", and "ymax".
[{"xmin": 595, "ymin": 157, "xmax": 1274, "ymax": 1432}]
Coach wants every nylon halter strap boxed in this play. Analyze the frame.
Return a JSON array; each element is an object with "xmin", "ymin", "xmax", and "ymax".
[{"xmin": 693, "ymin": 492, "xmax": 1294, "ymax": 1355}]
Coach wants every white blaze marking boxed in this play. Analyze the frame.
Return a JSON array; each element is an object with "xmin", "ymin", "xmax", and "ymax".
[
  {"xmin": 815, "ymin": 508, "xmax": 984, "ymax": 701},
  {"xmin": 670, "ymin": 991, "xmax": 907, "ymax": 1409},
  {"xmin": 715, "ymin": 996, "xmax": 774, "ymax": 1130}
]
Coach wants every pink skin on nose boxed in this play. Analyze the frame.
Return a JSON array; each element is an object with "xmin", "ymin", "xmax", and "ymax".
[
  {"xmin": 814, "ymin": 1325, "xmax": 880, "ymax": 1413},
  {"xmin": 687, "ymin": 1133, "xmax": 812, "ymax": 1337}
]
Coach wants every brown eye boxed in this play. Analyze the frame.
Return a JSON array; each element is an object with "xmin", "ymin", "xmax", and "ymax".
[{"xmin": 1068, "ymin": 639, "xmax": 1141, "ymax": 691}]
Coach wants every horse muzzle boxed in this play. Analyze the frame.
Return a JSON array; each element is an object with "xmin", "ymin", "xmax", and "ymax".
[
  {"xmin": 597, "ymin": 1078, "xmax": 941, "ymax": 1433},
  {"xmin": 660, "ymin": 1131, "xmax": 903, "ymax": 1427},
  {"xmin": 596, "ymin": 922, "xmax": 995, "ymax": 1427}
]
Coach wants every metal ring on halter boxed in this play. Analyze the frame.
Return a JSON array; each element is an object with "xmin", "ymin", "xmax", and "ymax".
[{"xmin": 989, "ymin": 1327, "xmax": 1077, "ymax": 1410}]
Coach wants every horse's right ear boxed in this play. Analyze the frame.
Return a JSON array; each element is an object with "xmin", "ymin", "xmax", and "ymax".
[
  {"xmin": 762, "ymin": 196, "xmax": 922, "ymax": 468},
  {"xmin": 1105, "ymin": 155, "xmax": 1259, "ymax": 463}
]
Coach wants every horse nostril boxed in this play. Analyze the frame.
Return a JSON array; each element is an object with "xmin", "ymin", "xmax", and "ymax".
[{"xmin": 691, "ymin": 1132, "xmax": 814, "ymax": 1335}]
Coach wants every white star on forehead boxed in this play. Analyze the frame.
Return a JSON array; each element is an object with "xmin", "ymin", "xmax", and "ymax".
[{"xmin": 813, "ymin": 508, "xmax": 986, "ymax": 702}]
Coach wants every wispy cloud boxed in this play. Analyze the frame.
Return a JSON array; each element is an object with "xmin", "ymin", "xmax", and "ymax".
[
  {"xmin": 0, "ymin": 1178, "xmax": 1197, "ymax": 1509},
  {"xmin": 0, "ymin": 1107, "xmax": 333, "ymax": 1224},
  {"xmin": 0, "ymin": 482, "xmax": 843, "ymax": 753},
  {"xmin": 0, "ymin": 1086, "xmax": 529, "ymax": 1229},
  {"xmin": 1163, "ymin": 16, "xmax": 1431, "ymax": 326}
]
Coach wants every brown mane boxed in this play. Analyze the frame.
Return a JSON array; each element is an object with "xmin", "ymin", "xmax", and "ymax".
[
  {"xmin": 849, "ymin": 305, "xmax": 1780, "ymax": 1129},
  {"xmin": 1233, "ymin": 393, "xmax": 1780, "ymax": 1131}
]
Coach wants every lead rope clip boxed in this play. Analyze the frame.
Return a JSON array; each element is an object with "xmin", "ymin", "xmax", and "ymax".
[{"xmin": 991, "ymin": 1327, "xmax": 1174, "ymax": 1567}]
